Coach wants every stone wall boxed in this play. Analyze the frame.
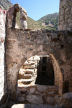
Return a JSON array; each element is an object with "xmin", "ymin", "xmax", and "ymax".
[
  {"xmin": 5, "ymin": 28, "xmax": 72, "ymax": 100},
  {"xmin": 17, "ymin": 85, "xmax": 58, "ymax": 104},
  {"xmin": 0, "ymin": 9, "xmax": 6, "ymax": 100},
  {"xmin": 58, "ymin": 0, "xmax": 72, "ymax": 30}
]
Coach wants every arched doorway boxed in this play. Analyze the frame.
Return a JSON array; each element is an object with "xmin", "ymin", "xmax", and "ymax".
[
  {"xmin": 35, "ymin": 56, "xmax": 54, "ymax": 85},
  {"xmin": 17, "ymin": 55, "xmax": 57, "ymax": 103},
  {"xmin": 17, "ymin": 55, "xmax": 55, "ymax": 87}
]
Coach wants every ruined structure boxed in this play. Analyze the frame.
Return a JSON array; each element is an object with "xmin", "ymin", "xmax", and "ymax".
[
  {"xmin": 6, "ymin": 4, "xmax": 27, "ymax": 29},
  {"xmin": 20, "ymin": 7, "xmax": 27, "ymax": 29},
  {"xmin": 0, "ymin": 0, "xmax": 72, "ymax": 107}
]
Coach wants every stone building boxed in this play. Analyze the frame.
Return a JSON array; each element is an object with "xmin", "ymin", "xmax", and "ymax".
[{"xmin": 0, "ymin": 0, "xmax": 72, "ymax": 108}]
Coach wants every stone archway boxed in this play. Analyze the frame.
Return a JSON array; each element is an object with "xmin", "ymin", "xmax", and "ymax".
[
  {"xmin": 17, "ymin": 55, "xmax": 55, "ymax": 88},
  {"xmin": 16, "ymin": 54, "xmax": 63, "ymax": 103},
  {"xmin": 50, "ymin": 54, "xmax": 63, "ymax": 95},
  {"xmin": 16, "ymin": 54, "xmax": 63, "ymax": 97}
]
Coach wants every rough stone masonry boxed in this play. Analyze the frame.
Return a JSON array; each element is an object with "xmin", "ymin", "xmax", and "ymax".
[
  {"xmin": 59, "ymin": 0, "xmax": 72, "ymax": 30},
  {"xmin": 5, "ymin": 28, "xmax": 72, "ymax": 100}
]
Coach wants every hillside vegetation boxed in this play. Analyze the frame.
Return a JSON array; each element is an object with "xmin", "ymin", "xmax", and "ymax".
[
  {"xmin": 38, "ymin": 13, "xmax": 59, "ymax": 30},
  {"xmin": 27, "ymin": 17, "xmax": 41, "ymax": 30}
]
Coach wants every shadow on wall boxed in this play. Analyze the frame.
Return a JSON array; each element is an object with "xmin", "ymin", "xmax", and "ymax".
[{"xmin": 35, "ymin": 56, "xmax": 54, "ymax": 85}]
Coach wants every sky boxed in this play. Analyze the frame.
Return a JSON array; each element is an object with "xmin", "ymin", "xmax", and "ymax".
[{"xmin": 11, "ymin": 0, "xmax": 60, "ymax": 20}]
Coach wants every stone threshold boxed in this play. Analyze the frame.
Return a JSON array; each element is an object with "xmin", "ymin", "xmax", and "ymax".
[{"xmin": 11, "ymin": 104, "xmax": 59, "ymax": 108}]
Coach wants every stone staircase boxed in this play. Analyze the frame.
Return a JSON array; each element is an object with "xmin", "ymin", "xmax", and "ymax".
[{"xmin": 18, "ymin": 56, "xmax": 40, "ymax": 87}]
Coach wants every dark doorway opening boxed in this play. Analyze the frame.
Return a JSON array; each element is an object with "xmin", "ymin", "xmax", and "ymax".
[{"xmin": 35, "ymin": 56, "xmax": 54, "ymax": 85}]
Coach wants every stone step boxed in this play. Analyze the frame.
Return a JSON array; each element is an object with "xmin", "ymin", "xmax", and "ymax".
[
  {"xmin": 23, "ymin": 66, "xmax": 36, "ymax": 69},
  {"xmin": 11, "ymin": 104, "xmax": 58, "ymax": 108},
  {"xmin": 18, "ymin": 75, "xmax": 32, "ymax": 79},
  {"xmin": 19, "ymin": 69, "xmax": 34, "ymax": 73},
  {"xmin": 24, "ymin": 63, "xmax": 35, "ymax": 66},
  {"xmin": 25, "ymin": 71, "xmax": 34, "ymax": 75},
  {"xmin": 23, "ymin": 63, "xmax": 35, "ymax": 66},
  {"xmin": 11, "ymin": 104, "xmax": 21, "ymax": 108},
  {"xmin": 18, "ymin": 73, "xmax": 32, "ymax": 79},
  {"xmin": 23, "ymin": 74, "xmax": 32, "ymax": 79},
  {"xmin": 18, "ymin": 83, "xmax": 35, "ymax": 88},
  {"xmin": 24, "ymin": 69, "xmax": 34, "ymax": 71},
  {"xmin": 25, "ymin": 61, "xmax": 35, "ymax": 65},
  {"xmin": 18, "ymin": 79, "xmax": 33, "ymax": 85},
  {"xmin": 24, "ymin": 74, "xmax": 32, "ymax": 76}
]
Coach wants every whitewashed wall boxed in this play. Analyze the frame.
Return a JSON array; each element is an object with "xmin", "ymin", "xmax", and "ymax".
[{"xmin": 0, "ymin": 9, "xmax": 6, "ymax": 100}]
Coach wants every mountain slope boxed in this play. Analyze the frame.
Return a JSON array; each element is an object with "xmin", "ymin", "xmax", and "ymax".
[
  {"xmin": 0, "ymin": 0, "xmax": 12, "ymax": 9},
  {"xmin": 27, "ymin": 17, "xmax": 41, "ymax": 30},
  {"xmin": 38, "ymin": 13, "xmax": 59, "ymax": 30}
]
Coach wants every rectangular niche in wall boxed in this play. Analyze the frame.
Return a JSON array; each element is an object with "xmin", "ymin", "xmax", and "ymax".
[{"xmin": 35, "ymin": 56, "xmax": 54, "ymax": 85}]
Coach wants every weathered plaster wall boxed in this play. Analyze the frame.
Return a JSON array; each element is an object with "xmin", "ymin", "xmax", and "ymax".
[
  {"xmin": 5, "ymin": 28, "xmax": 72, "ymax": 100},
  {"xmin": 0, "ymin": 9, "xmax": 6, "ymax": 100},
  {"xmin": 59, "ymin": 0, "xmax": 72, "ymax": 30}
]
